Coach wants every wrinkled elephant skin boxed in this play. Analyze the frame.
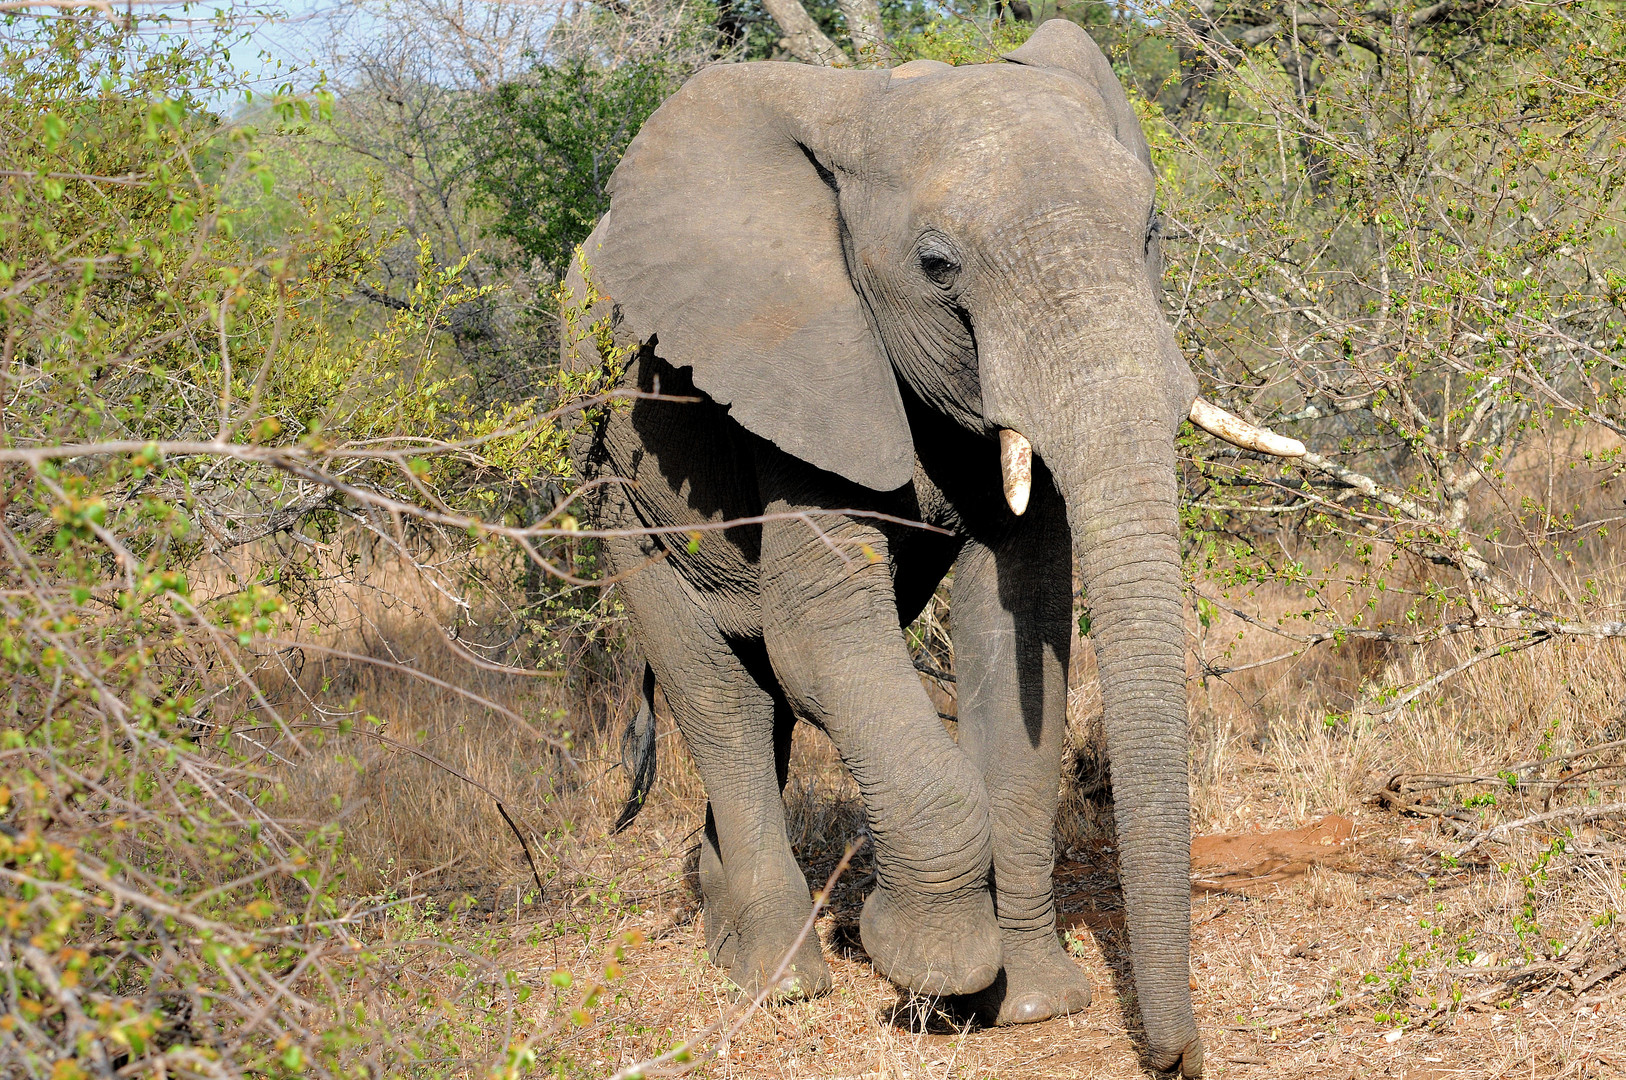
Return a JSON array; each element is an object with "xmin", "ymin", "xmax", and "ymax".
[{"xmin": 565, "ymin": 20, "xmax": 1203, "ymax": 1075}]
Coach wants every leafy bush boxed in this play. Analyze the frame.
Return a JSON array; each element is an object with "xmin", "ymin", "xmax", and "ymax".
[
  {"xmin": 888, "ymin": 16, "xmax": 1034, "ymax": 64},
  {"xmin": 1159, "ymin": 0, "xmax": 1626, "ymax": 709},
  {"xmin": 466, "ymin": 59, "xmax": 684, "ymax": 280},
  {"xmin": 0, "ymin": 11, "xmax": 624, "ymax": 1075}
]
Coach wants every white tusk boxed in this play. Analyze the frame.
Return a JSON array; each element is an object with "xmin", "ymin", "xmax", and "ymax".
[
  {"xmin": 999, "ymin": 429, "xmax": 1032, "ymax": 516},
  {"xmin": 1188, "ymin": 397, "xmax": 1306, "ymax": 458}
]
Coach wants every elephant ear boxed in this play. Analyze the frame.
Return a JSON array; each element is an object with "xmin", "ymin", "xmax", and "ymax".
[
  {"xmin": 592, "ymin": 63, "xmax": 914, "ymax": 493},
  {"xmin": 1003, "ymin": 20, "xmax": 1152, "ymax": 171}
]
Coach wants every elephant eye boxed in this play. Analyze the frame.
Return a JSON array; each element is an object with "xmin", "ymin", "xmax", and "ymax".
[{"xmin": 917, "ymin": 241, "xmax": 961, "ymax": 289}]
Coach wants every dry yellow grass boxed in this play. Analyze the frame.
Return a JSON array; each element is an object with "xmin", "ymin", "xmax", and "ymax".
[{"xmin": 256, "ymin": 536, "xmax": 1626, "ymax": 1079}]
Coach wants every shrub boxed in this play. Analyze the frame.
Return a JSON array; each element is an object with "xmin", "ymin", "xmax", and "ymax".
[
  {"xmin": 1159, "ymin": 0, "xmax": 1626, "ymax": 711},
  {"xmin": 0, "ymin": 11, "xmax": 604, "ymax": 1075}
]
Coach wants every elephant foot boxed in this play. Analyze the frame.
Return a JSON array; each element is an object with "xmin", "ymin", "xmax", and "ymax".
[
  {"xmin": 698, "ymin": 831, "xmax": 828, "ymax": 1001},
  {"xmin": 698, "ymin": 841, "xmax": 741, "ymax": 969},
  {"xmin": 703, "ymin": 895, "xmax": 741, "ymax": 970},
  {"xmin": 859, "ymin": 884, "xmax": 1001, "ymax": 996},
  {"xmin": 724, "ymin": 920, "xmax": 832, "ymax": 1003},
  {"xmin": 1149, "ymin": 1032, "xmax": 1204, "ymax": 1078},
  {"xmin": 972, "ymin": 936, "xmax": 1092, "ymax": 1025}
]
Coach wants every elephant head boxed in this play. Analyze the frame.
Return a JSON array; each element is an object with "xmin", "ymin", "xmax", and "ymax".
[{"xmin": 590, "ymin": 20, "xmax": 1298, "ymax": 1073}]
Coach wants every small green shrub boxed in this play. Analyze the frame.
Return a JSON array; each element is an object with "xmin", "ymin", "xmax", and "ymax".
[{"xmin": 0, "ymin": 10, "xmax": 623, "ymax": 1075}]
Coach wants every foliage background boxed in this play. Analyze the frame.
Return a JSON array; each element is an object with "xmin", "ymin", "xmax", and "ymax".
[{"xmin": 2, "ymin": 0, "xmax": 1623, "ymax": 1076}]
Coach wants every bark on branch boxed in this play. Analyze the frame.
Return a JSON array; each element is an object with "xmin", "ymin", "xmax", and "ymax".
[
  {"xmin": 836, "ymin": 0, "xmax": 887, "ymax": 65},
  {"xmin": 760, "ymin": 0, "xmax": 850, "ymax": 65}
]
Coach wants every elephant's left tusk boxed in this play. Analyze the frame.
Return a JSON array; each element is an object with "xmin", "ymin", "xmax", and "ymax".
[
  {"xmin": 999, "ymin": 429, "xmax": 1032, "ymax": 516},
  {"xmin": 1189, "ymin": 397, "xmax": 1306, "ymax": 457}
]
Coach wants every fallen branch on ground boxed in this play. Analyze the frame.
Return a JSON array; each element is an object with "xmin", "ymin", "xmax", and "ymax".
[{"xmin": 1453, "ymin": 802, "xmax": 1626, "ymax": 858}]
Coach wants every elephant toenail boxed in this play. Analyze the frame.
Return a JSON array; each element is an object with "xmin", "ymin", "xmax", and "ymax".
[{"xmin": 1005, "ymin": 993, "xmax": 1054, "ymax": 1024}]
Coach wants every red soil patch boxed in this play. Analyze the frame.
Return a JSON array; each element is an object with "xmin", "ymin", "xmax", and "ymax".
[{"xmin": 1189, "ymin": 814, "xmax": 1354, "ymax": 893}]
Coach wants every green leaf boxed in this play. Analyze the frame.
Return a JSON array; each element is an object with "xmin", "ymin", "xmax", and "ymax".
[{"xmin": 41, "ymin": 112, "xmax": 66, "ymax": 151}]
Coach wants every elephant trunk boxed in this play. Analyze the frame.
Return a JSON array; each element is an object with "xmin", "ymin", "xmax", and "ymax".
[{"xmin": 1036, "ymin": 406, "xmax": 1201, "ymax": 1074}]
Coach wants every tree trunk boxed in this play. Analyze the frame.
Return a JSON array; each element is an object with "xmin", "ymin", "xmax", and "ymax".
[
  {"xmin": 760, "ymin": 0, "xmax": 851, "ymax": 65},
  {"xmin": 836, "ymin": 0, "xmax": 888, "ymax": 65}
]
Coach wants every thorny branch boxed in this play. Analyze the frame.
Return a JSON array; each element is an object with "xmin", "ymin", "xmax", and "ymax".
[{"xmin": 1166, "ymin": 0, "xmax": 1626, "ymax": 712}]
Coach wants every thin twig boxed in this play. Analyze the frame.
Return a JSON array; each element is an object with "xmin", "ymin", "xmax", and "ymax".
[
  {"xmin": 332, "ymin": 726, "xmax": 550, "ymax": 899},
  {"xmin": 1367, "ymin": 633, "xmax": 1550, "ymax": 716},
  {"xmin": 606, "ymin": 840, "xmax": 863, "ymax": 1080},
  {"xmin": 260, "ymin": 637, "xmax": 577, "ymax": 760},
  {"xmin": 1453, "ymin": 802, "xmax": 1626, "ymax": 858}
]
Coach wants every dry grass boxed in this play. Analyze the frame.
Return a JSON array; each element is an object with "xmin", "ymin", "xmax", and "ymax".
[{"xmin": 254, "ymin": 538, "xmax": 1626, "ymax": 1078}]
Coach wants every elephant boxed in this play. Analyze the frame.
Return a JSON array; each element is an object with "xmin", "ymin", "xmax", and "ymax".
[{"xmin": 561, "ymin": 19, "xmax": 1300, "ymax": 1076}]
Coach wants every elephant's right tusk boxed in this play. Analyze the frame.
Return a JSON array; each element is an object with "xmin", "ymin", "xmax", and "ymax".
[
  {"xmin": 1188, "ymin": 397, "xmax": 1306, "ymax": 457},
  {"xmin": 999, "ymin": 429, "xmax": 1032, "ymax": 516}
]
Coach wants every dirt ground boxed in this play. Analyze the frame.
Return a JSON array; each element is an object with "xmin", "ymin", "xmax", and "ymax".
[
  {"xmin": 282, "ymin": 569, "xmax": 1626, "ymax": 1079},
  {"xmin": 450, "ymin": 732, "xmax": 1626, "ymax": 1080}
]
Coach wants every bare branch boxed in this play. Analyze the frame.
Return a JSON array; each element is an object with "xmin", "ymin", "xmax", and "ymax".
[
  {"xmin": 759, "ymin": 0, "xmax": 851, "ymax": 65},
  {"xmin": 1454, "ymin": 801, "xmax": 1626, "ymax": 858}
]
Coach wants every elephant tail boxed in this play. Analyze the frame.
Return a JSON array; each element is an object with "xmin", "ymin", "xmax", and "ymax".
[{"xmin": 613, "ymin": 662, "xmax": 659, "ymax": 833}]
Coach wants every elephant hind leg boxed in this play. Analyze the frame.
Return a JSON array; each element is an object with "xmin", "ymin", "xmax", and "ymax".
[
  {"xmin": 680, "ymin": 664, "xmax": 826, "ymax": 1001},
  {"xmin": 613, "ymin": 662, "xmax": 659, "ymax": 833},
  {"xmin": 696, "ymin": 803, "xmax": 737, "ymax": 968},
  {"xmin": 698, "ymin": 666, "xmax": 797, "ymax": 975},
  {"xmin": 607, "ymin": 533, "xmax": 828, "ymax": 1000}
]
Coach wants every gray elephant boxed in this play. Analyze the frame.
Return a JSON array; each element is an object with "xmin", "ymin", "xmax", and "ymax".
[{"xmin": 563, "ymin": 20, "xmax": 1297, "ymax": 1076}]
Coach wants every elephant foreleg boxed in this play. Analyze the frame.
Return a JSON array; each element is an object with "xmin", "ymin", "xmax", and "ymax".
[
  {"xmin": 951, "ymin": 489, "xmax": 1093, "ymax": 1024},
  {"xmin": 757, "ymin": 456, "xmax": 1000, "ymax": 997}
]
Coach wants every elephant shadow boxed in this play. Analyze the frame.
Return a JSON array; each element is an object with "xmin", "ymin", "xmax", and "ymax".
[{"xmin": 1054, "ymin": 851, "xmax": 1160, "ymax": 1064}]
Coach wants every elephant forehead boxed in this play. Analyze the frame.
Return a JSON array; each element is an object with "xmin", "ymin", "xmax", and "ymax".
[
  {"xmin": 877, "ymin": 63, "xmax": 1116, "ymax": 147},
  {"xmin": 904, "ymin": 139, "xmax": 1155, "ymax": 238},
  {"xmin": 869, "ymin": 72, "xmax": 1149, "ymax": 211}
]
